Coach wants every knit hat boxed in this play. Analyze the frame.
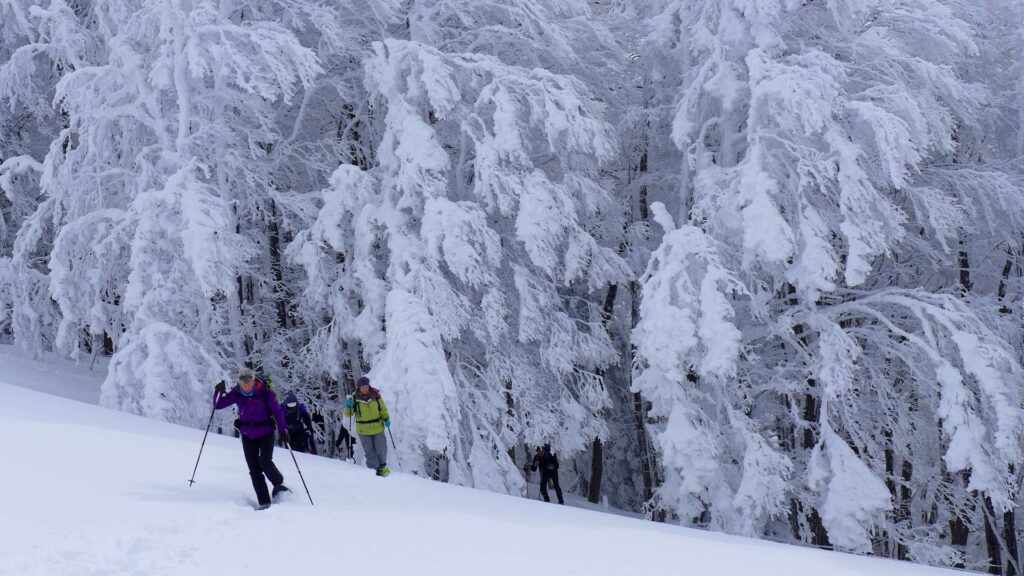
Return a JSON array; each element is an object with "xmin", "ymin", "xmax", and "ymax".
[
  {"xmin": 238, "ymin": 368, "xmax": 255, "ymax": 382},
  {"xmin": 357, "ymin": 376, "xmax": 370, "ymax": 388}
]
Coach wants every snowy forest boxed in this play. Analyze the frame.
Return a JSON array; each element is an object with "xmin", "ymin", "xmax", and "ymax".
[{"xmin": 3, "ymin": 0, "xmax": 1024, "ymax": 572}]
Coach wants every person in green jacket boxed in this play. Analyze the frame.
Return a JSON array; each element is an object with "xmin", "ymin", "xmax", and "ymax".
[{"xmin": 344, "ymin": 376, "xmax": 391, "ymax": 476}]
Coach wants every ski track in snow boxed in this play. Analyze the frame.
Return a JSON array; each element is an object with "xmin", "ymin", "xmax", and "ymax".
[{"xmin": 0, "ymin": 345, "xmax": 964, "ymax": 576}]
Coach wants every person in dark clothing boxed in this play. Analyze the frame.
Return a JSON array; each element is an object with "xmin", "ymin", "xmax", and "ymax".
[
  {"xmin": 334, "ymin": 424, "xmax": 356, "ymax": 462},
  {"xmin": 282, "ymin": 391, "xmax": 317, "ymax": 455},
  {"xmin": 531, "ymin": 443, "xmax": 564, "ymax": 504},
  {"xmin": 214, "ymin": 368, "xmax": 290, "ymax": 510}
]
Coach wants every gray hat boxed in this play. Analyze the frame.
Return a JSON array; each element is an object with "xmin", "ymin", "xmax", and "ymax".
[{"xmin": 238, "ymin": 368, "xmax": 255, "ymax": 381}]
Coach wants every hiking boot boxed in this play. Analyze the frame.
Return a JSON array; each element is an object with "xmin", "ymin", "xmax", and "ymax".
[
  {"xmin": 257, "ymin": 503, "xmax": 271, "ymax": 511},
  {"xmin": 272, "ymin": 484, "xmax": 291, "ymax": 498},
  {"xmin": 377, "ymin": 465, "xmax": 391, "ymax": 477}
]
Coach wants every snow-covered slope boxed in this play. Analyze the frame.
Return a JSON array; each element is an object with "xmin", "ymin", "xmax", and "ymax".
[{"xmin": 0, "ymin": 348, "xmax": 962, "ymax": 576}]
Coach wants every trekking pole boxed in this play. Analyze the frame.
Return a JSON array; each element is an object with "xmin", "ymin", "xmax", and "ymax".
[
  {"xmin": 286, "ymin": 440, "xmax": 315, "ymax": 505},
  {"xmin": 386, "ymin": 396, "xmax": 403, "ymax": 471},
  {"xmin": 188, "ymin": 390, "xmax": 220, "ymax": 486},
  {"xmin": 347, "ymin": 392, "xmax": 355, "ymax": 462},
  {"xmin": 347, "ymin": 393, "xmax": 355, "ymax": 437},
  {"xmin": 387, "ymin": 428, "xmax": 403, "ymax": 471}
]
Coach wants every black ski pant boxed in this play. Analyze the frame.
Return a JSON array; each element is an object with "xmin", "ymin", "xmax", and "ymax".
[
  {"xmin": 242, "ymin": 431, "xmax": 284, "ymax": 506},
  {"xmin": 335, "ymin": 428, "xmax": 355, "ymax": 461},
  {"xmin": 288, "ymin": 429, "xmax": 311, "ymax": 454},
  {"xmin": 540, "ymin": 470, "xmax": 564, "ymax": 504}
]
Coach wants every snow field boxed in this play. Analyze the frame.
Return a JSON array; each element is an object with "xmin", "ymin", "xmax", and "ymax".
[{"xmin": 0, "ymin": 349, "xmax": 968, "ymax": 576}]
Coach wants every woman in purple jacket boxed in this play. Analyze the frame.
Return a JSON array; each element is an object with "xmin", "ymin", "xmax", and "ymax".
[{"xmin": 214, "ymin": 368, "xmax": 291, "ymax": 510}]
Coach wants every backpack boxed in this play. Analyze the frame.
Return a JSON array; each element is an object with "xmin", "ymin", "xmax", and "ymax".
[
  {"xmin": 259, "ymin": 374, "xmax": 275, "ymax": 391},
  {"xmin": 352, "ymin": 387, "xmax": 382, "ymax": 418},
  {"xmin": 284, "ymin": 402, "xmax": 304, "ymax": 431},
  {"xmin": 233, "ymin": 379, "xmax": 277, "ymax": 431}
]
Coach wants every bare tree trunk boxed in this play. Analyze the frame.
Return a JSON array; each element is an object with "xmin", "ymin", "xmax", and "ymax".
[
  {"xmin": 268, "ymin": 206, "xmax": 288, "ymax": 329},
  {"xmin": 949, "ymin": 245, "xmax": 988, "ymax": 569},
  {"xmin": 786, "ymin": 284, "xmax": 829, "ymax": 547},
  {"xmin": 958, "ymin": 243, "xmax": 973, "ymax": 295},
  {"xmin": 808, "ymin": 508, "xmax": 831, "ymax": 548},
  {"xmin": 996, "ymin": 248, "xmax": 1014, "ymax": 312},
  {"xmin": 632, "ymin": 389, "xmax": 655, "ymax": 501},
  {"xmin": 997, "ymin": 247, "xmax": 1019, "ymax": 574},
  {"xmin": 1005, "ymin": 505, "xmax": 1019, "ymax": 576},
  {"xmin": 983, "ymin": 494, "xmax": 1003, "ymax": 574},
  {"xmin": 629, "ymin": 273, "xmax": 658, "ymax": 514},
  {"xmin": 588, "ymin": 437, "xmax": 603, "ymax": 504},
  {"xmin": 884, "ymin": 430, "xmax": 909, "ymax": 557},
  {"xmin": 950, "ymin": 514, "xmax": 970, "ymax": 568},
  {"xmin": 621, "ymin": 140, "xmax": 660, "ymax": 516},
  {"xmin": 898, "ymin": 459, "xmax": 912, "ymax": 560}
]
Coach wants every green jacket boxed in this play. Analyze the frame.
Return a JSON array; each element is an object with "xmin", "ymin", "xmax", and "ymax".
[{"xmin": 344, "ymin": 388, "xmax": 389, "ymax": 436}]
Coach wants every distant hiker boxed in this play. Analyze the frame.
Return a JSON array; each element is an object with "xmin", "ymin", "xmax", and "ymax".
[
  {"xmin": 214, "ymin": 368, "xmax": 291, "ymax": 510},
  {"xmin": 334, "ymin": 424, "xmax": 356, "ymax": 461},
  {"xmin": 282, "ymin": 391, "xmax": 317, "ymax": 455},
  {"xmin": 531, "ymin": 444, "xmax": 564, "ymax": 505},
  {"xmin": 343, "ymin": 376, "xmax": 391, "ymax": 476}
]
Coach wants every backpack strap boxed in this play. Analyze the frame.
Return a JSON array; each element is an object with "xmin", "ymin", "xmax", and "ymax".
[
  {"xmin": 352, "ymin": 389, "xmax": 385, "ymax": 425},
  {"xmin": 234, "ymin": 381, "xmax": 276, "ymax": 428},
  {"xmin": 353, "ymin": 388, "xmax": 379, "ymax": 414}
]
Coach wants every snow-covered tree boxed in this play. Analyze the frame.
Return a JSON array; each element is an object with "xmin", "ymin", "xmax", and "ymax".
[
  {"xmin": 0, "ymin": 0, "xmax": 100, "ymax": 351},
  {"xmin": 289, "ymin": 36, "xmax": 629, "ymax": 489},
  {"xmin": 637, "ymin": 0, "xmax": 1024, "ymax": 565},
  {"xmin": 5, "ymin": 1, "xmax": 1024, "ymax": 572},
  {"xmin": 20, "ymin": 0, "xmax": 320, "ymax": 424}
]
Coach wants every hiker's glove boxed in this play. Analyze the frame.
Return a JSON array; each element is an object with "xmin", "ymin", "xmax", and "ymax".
[
  {"xmin": 214, "ymin": 381, "xmax": 226, "ymax": 394},
  {"xmin": 280, "ymin": 430, "xmax": 290, "ymax": 443},
  {"xmin": 345, "ymin": 397, "xmax": 354, "ymax": 409},
  {"xmin": 384, "ymin": 418, "xmax": 391, "ymax": 429}
]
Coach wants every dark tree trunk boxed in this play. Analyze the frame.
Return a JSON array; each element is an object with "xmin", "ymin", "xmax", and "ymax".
[
  {"xmin": 950, "ymin": 515, "xmax": 970, "ymax": 569},
  {"xmin": 638, "ymin": 151, "xmax": 649, "ymax": 221},
  {"xmin": 802, "ymin": 388, "xmax": 819, "ymax": 450},
  {"xmin": 997, "ymin": 248, "xmax": 1014, "ymax": 314},
  {"xmin": 624, "ymin": 142, "xmax": 660, "ymax": 517},
  {"xmin": 943, "ymin": 468, "xmax": 971, "ymax": 569},
  {"xmin": 629, "ymin": 274, "xmax": 658, "ymax": 511},
  {"xmin": 983, "ymin": 495, "xmax": 1003, "ymax": 574},
  {"xmin": 958, "ymin": 245, "xmax": 973, "ymax": 294},
  {"xmin": 632, "ymin": 388, "xmax": 655, "ymax": 503},
  {"xmin": 947, "ymin": 246, "xmax": 976, "ymax": 568},
  {"xmin": 601, "ymin": 283, "xmax": 618, "ymax": 327},
  {"xmin": 789, "ymin": 499, "xmax": 803, "ymax": 541},
  {"xmin": 1005, "ymin": 505, "xmax": 1019, "ymax": 576},
  {"xmin": 884, "ymin": 440, "xmax": 898, "ymax": 558},
  {"xmin": 268, "ymin": 209, "xmax": 288, "ymax": 329},
  {"xmin": 808, "ymin": 508, "xmax": 831, "ymax": 548},
  {"xmin": 786, "ymin": 285, "xmax": 830, "ymax": 547},
  {"xmin": 898, "ymin": 459, "xmax": 912, "ymax": 560},
  {"xmin": 883, "ymin": 429, "xmax": 912, "ymax": 560},
  {"xmin": 588, "ymin": 436, "xmax": 603, "ymax": 504}
]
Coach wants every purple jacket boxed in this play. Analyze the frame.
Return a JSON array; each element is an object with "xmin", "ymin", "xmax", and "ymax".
[{"xmin": 214, "ymin": 381, "xmax": 287, "ymax": 439}]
